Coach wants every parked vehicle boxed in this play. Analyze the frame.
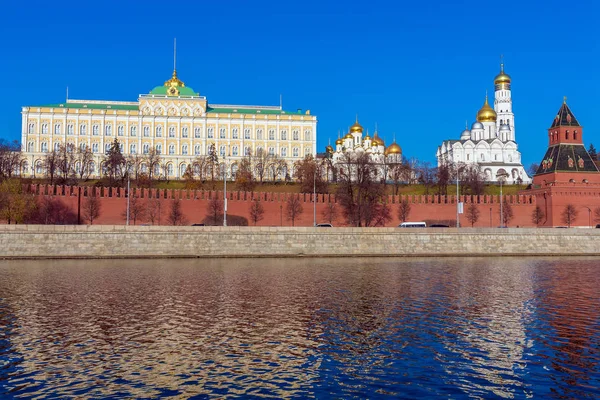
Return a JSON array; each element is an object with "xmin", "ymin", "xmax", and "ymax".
[
  {"xmin": 430, "ymin": 224, "xmax": 450, "ymax": 228},
  {"xmin": 316, "ymin": 223, "xmax": 333, "ymax": 227},
  {"xmin": 398, "ymin": 222, "xmax": 427, "ymax": 228}
]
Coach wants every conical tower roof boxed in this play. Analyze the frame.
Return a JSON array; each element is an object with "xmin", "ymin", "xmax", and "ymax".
[{"xmin": 551, "ymin": 98, "xmax": 580, "ymax": 128}]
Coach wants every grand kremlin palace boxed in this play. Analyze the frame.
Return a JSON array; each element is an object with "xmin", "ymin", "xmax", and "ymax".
[{"xmin": 20, "ymin": 69, "xmax": 317, "ymax": 179}]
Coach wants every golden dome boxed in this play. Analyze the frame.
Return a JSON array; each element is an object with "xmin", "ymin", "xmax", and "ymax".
[
  {"xmin": 371, "ymin": 139, "xmax": 379, "ymax": 146},
  {"xmin": 494, "ymin": 64, "xmax": 511, "ymax": 85},
  {"xmin": 335, "ymin": 138, "xmax": 343, "ymax": 145},
  {"xmin": 385, "ymin": 142, "xmax": 402, "ymax": 155},
  {"xmin": 373, "ymin": 134, "xmax": 385, "ymax": 146},
  {"xmin": 350, "ymin": 121, "xmax": 363, "ymax": 133},
  {"xmin": 363, "ymin": 134, "xmax": 371, "ymax": 141},
  {"xmin": 326, "ymin": 145, "xmax": 334, "ymax": 153},
  {"xmin": 344, "ymin": 133, "xmax": 353, "ymax": 139},
  {"xmin": 476, "ymin": 95, "xmax": 497, "ymax": 123}
]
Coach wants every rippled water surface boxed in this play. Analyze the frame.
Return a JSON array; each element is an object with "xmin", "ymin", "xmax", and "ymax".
[{"xmin": 1, "ymin": 257, "xmax": 600, "ymax": 399}]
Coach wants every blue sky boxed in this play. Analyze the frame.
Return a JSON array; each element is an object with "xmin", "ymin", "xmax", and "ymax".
[{"xmin": 1, "ymin": 0, "xmax": 598, "ymax": 167}]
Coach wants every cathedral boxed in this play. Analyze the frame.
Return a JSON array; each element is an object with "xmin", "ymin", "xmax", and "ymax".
[
  {"xmin": 436, "ymin": 64, "xmax": 531, "ymax": 184},
  {"xmin": 324, "ymin": 119, "xmax": 402, "ymax": 180}
]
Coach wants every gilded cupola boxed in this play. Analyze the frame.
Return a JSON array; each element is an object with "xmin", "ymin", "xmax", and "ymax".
[
  {"xmin": 476, "ymin": 94, "xmax": 497, "ymax": 123},
  {"xmin": 494, "ymin": 63, "xmax": 511, "ymax": 90},
  {"xmin": 350, "ymin": 120, "xmax": 363, "ymax": 133}
]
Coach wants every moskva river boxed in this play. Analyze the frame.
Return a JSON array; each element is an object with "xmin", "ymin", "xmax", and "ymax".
[{"xmin": 1, "ymin": 257, "xmax": 599, "ymax": 399}]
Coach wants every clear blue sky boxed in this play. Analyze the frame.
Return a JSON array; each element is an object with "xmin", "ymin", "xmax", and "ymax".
[{"xmin": 1, "ymin": 0, "xmax": 598, "ymax": 168}]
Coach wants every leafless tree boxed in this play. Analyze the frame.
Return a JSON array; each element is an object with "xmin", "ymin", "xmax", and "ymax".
[
  {"xmin": 122, "ymin": 195, "xmax": 146, "ymax": 225},
  {"xmin": 236, "ymin": 153, "xmax": 255, "ymax": 192},
  {"xmin": 126, "ymin": 153, "xmax": 145, "ymax": 183},
  {"xmin": 294, "ymin": 155, "xmax": 328, "ymax": 194},
  {"xmin": 193, "ymin": 155, "xmax": 209, "ymax": 182},
  {"xmin": 82, "ymin": 195, "xmax": 101, "ymax": 225},
  {"xmin": 253, "ymin": 147, "xmax": 270, "ymax": 184},
  {"xmin": 561, "ymin": 204, "xmax": 578, "ymax": 227},
  {"xmin": 286, "ymin": 195, "xmax": 303, "ymax": 226},
  {"xmin": 501, "ymin": 198, "xmax": 514, "ymax": 227},
  {"xmin": 321, "ymin": 202, "xmax": 338, "ymax": 225},
  {"xmin": 465, "ymin": 203, "xmax": 480, "ymax": 227},
  {"xmin": 397, "ymin": 198, "xmax": 411, "ymax": 222},
  {"xmin": 207, "ymin": 195, "xmax": 224, "ymax": 225},
  {"xmin": 336, "ymin": 152, "xmax": 391, "ymax": 227},
  {"xmin": 436, "ymin": 162, "xmax": 452, "ymax": 196},
  {"xmin": 56, "ymin": 143, "xmax": 77, "ymax": 185},
  {"xmin": 167, "ymin": 198, "xmax": 188, "ymax": 226},
  {"xmin": 249, "ymin": 199, "xmax": 265, "ymax": 225},
  {"xmin": 388, "ymin": 161, "xmax": 411, "ymax": 195},
  {"xmin": 532, "ymin": 205, "xmax": 545, "ymax": 226},
  {"xmin": 33, "ymin": 196, "xmax": 77, "ymax": 225},
  {"xmin": 0, "ymin": 139, "xmax": 23, "ymax": 181},
  {"xmin": 593, "ymin": 206, "xmax": 600, "ymax": 223},
  {"xmin": 462, "ymin": 164, "xmax": 486, "ymax": 195},
  {"xmin": 146, "ymin": 197, "xmax": 162, "ymax": 225},
  {"xmin": 76, "ymin": 145, "xmax": 94, "ymax": 181},
  {"xmin": 43, "ymin": 150, "xmax": 60, "ymax": 185},
  {"xmin": 416, "ymin": 160, "xmax": 436, "ymax": 195},
  {"xmin": 145, "ymin": 148, "xmax": 162, "ymax": 185}
]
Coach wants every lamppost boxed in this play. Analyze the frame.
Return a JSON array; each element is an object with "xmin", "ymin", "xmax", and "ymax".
[
  {"xmin": 126, "ymin": 170, "xmax": 131, "ymax": 226},
  {"xmin": 223, "ymin": 149, "xmax": 228, "ymax": 227},
  {"xmin": 489, "ymin": 207, "xmax": 492, "ymax": 227},
  {"xmin": 583, "ymin": 206, "xmax": 591, "ymax": 228},
  {"xmin": 496, "ymin": 170, "xmax": 509, "ymax": 227},
  {"xmin": 456, "ymin": 162, "xmax": 460, "ymax": 228},
  {"xmin": 313, "ymin": 166, "xmax": 317, "ymax": 227}
]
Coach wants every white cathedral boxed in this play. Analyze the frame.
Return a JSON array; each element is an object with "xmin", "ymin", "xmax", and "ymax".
[{"xmin": 436, "ymin": 64, "xmax": 531, "ymax": 184}]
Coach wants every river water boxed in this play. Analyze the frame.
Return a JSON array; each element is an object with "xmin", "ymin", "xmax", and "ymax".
[{"xmin": 0, "ymin": 257, "xmax": 599, "ymax": 399}]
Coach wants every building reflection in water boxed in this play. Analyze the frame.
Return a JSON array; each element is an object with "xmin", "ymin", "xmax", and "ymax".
[{"xmin": 0, "ymin": 257, "xmax": 599, "ymax": 398}]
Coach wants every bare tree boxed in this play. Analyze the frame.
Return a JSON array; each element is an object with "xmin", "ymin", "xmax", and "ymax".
[
  {"xmin": 532, "ymin": 205, "xmax": 545, "ymax": 226},
  {"xmin": 126, "ymin": 153, "xmax": 145, "ymax": 183},
  {"xmin": 436, "ymin": 162, "xmax": 452, "ymax": 196},
  {"xmin": 167, "ymin": 198, "xmax": 188, "ymax": 226},
  {"xmin": 253, "ymin": 147, "xmax": 270, "ymax": 185},
  {"xmin": 122, "ymin": 195, "xmax": 146, "ymax": 225},
  {"xmin": 593, "ymin": 206, "xmax": 600, "ymax": 224},
  {"xmin": 82, "ymin": 195, "xmax": 102, "ymax": 225},
  {"xmin": 294, "ymin": 155, "xmax": 327, "ymax": 194},
  {"xmin": 207, "ymin": 195, "xmax": 224, "ymax": 225},
  {"xmin": 182, "ymin": 165, "xmax": 199, "ymax": 190},
  {"xmin": 145, "ymin": 148, "xmax": 162, "ymax": 185},
  {"xmin": 193, "ymin": 155, "xmax": 209, "ymax": 182},
  {"xmin": 462, "ymin": 164, "xmax": 486, "ymax": 195},
  {"xmin": 32, "ymin": 196, "xmax": 77, "ymax": 225},
  {"xmin": 465, "ymin": 203, "xmax": 480, "ymax": 227},
  {"xmin": 397, "ymin": 198, "xmax": 411, "ymax": 222},
  {"xmin": 0, "ymin": 139, "xmax": 23, "ymax": 181},
  {"xmin": 57, "ymin": 143, "xmax": 77, "ymax": 185},
  {"xmin": 501, "ymin": 198, "xmax": 514, "ymax": 227},
  {"xmin": 236, "ymin": 153, "xmax": 256, "ymax": 192},
  {"xmin": 43, "ymin": 150, "xmax": 60, "ymax": 185},
  {"xmin": 76, "ymin": 145, "xmax": 94, "ymax": 181},
  {"xmin": 286, "ymin": 195, "xmax": 303, "ymax": 226},
  {"xmin": 321, "ymin": 202, "xmax": 338, "ymax": 225},
  {"xmin": 561, "ymin": 204, "xmax": 578, "ymax": 227},
  {"xmin": 146, "ymin": 197, "xmax": 162, "ymax": 225},
  {"xmin": 416, "ymin": 160, "xmax": 436, "ymax": 195},
  {"xmin": 249, "ymin": 199, "xmax": 265, "ymax": 225},
  {"xmin": 389, "ymin": 161, "xmax": 411, "ymax": 195}
]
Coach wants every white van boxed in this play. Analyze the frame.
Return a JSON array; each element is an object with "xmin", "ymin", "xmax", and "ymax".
[{"xmin": 398, "ymin": 222, "xmax": 427, "ymax": 228}]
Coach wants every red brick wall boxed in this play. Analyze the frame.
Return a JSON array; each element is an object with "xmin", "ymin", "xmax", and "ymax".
[{"xmin": 25, "ymin": 185, "xmax": 544, "ymax": 227}]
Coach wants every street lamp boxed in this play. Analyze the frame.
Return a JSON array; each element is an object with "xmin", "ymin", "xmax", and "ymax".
[
  {"xmin": 126, "ymin": 170, "xmax": 131, "ymax": 226},
  {"xmin": 455, "ymin": 163, "xmax": 461, "ymax": 228},
  {"xmin": 223, "ymin": 149, "xmax": 228, "ymax": 227},
  {"xmin": 313, "ymin": 166, "xmax": 317, "ymax": 227},
  {"xmin": 583, "ymin": 206, "xmax": 591, "ymax": 228},
  {"xmin": 496, "ymin": 170, "xmax": 509, "ymax": 228}
]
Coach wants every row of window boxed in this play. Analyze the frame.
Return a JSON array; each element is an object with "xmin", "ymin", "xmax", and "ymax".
[
  {"xmin": 27, "ymin": 141, "xmax": 311, "ymax": 158},
  {"xmin": 27, "ymin": 123, "xmax": 313, "ymax": 141}
]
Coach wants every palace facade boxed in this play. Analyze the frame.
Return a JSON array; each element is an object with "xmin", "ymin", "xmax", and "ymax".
[
  {"xmin": 436, "ymin": 64, "xmax": 531, "ymax": 184},
  {"xmin": 20, "ymin": 69, "xmax": 317, "ymax": 179}
]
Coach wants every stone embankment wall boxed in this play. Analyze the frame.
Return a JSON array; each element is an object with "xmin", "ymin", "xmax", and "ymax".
[
  {"xmin": 26, "ymin": 184, "xmax": 538, "ymax": 227},
  {"xmin": 0, "ymin": 225, "xmax": 598, "ymax": 259}
]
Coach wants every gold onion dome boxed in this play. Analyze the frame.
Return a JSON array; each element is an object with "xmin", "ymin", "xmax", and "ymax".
[
  {"xmin": 386, "ymin": 142, "xmax": 402, "ymax": 155},
  {"xmin": 350, "ymin": 121, "xmax": 363, "ymax": 133},
  {"xmin": 344, "ymin": 132, "xmax": 353, "ymax": 139},
  {"xmin": 494, "ymin": 64, "xmax": 511, "ymax": 85},
  {"xmin": 335, "ymin": 138, "xmax": 343, "ymax": 145},
  {"xmin": 371, "ymin": 139, "xmax": 379, "ymax": 146},
  {"xmin": 476, "ymin": 95, "xmax": 497, "ymax": 122},
  {"xmin": 373, "ymin": 133, "xmax": 385, "ymax": 146}
]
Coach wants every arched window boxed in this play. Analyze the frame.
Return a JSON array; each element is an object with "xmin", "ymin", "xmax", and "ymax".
[
  {"xmin": 54, "ymin": 124, "xmax": 61, "ymax": 134},
  {"xmin": 244, "ymin": 128, "xmax": 251, "ymax": 139},
  {"xmin": 169, "ymin": 126, "xmax": 175, "ymax": 138},
  {"xmin": 219, "ymin": 146, "xmax": 226, "ymax": 156},
  {"xmin": 119, "ymin": 143, "xmax": 124, "ymax": 152},
  {"xmin": 232, "ymin": 128, "xmax": 239, "ymax": 139},
  {"xmin": 566, "ymin": 130, "xmax": 570, "ymax": 140},
  {"xmin": 27, "ymin": 142, "xmax": 34, "ymax": 152},
  {"xmin": 67, "ymin": 124, "xmax": 74, "ymax": 135},
  {"xmin": 182, "ymin": 127, "xmax": 188, "ymax": 138},
  {"xmin": 156, "ymin": 144, "xmax": 162, "ymax": 154},
  {"xmin": 130, "ymin": 126, "xmax": 137, "ymax": 136},
  {"xmin": 232, "ymin": 146, "xmax": 239, "ymax": 156},
  {"xmin": 244, "ymin": 146, "xmax": 251, "ymax": 156},
  {"xmin": 219, "ymin": 128, "xmax": 226, "ymax": 139},
  {"xmin": 105, "ymin": 143, "xmax": 111, "ymax": 153},
  {"xmin": 180, "ymin": 164, "xmax": 187, "ymax": 177},
  {"xmin": 169, "ymin": 144, "xmax": 175, "ymax": 155},
  {"xmin": 118, "ymin": 125, "xmax": 124, "ymax": 136},
  {"xmin": 467, "ymin": 154, "xmax": 470, "ymax": 161},
  {"xmin": 194, "ymin": 127, "xmax": 201, "ymax": 138},
  {"xmin": 41, "ymin": 142, "xmax": 48, "ymax": 152},
  {"xmin": 304, "ymin": 130, "xmax": 311, "ymax": 141},
  {"xmin": 143, "ymin": 126, "xmax": 150, "ymax": 137},
  {"xmin": 293, "ymin": 147, "xmax": 299, "ymax": 157},
  {"xmin": 79, "ymin": 143, "xmax": 86, "ymax": 152},
  {"xmin": 268, "ymin": 147, "xmax": 275, "ymax": 156},
  {"xmin": 268, "ymin": 129, "xmax": 275, "ymax": 140},
  {"xmin": 257, "ymin": 129, "xmax": 263, "ymax": 140},
  {"xmin": 93, "ymin": 125, "xmax": 99, "ymax": 136},
  {"xmin": 194, "ymin": 145, "xmax": 201, "ymax": 155},
  {"xmin": 42, "ymin": 124, "xmax": 48, "ymax": 134},
  {"xmin": 167, "ymin": 163, "xmax": 174, "ymax": 176},
  {"xmin": 293, "ymin": 130, "xmax": 299, "ymax": 141},
  {"xmin": 54, "ymin": 142, "xmax": 60, "ymax": 152},
  {"xmin": 281, "ymin": 147, "xmax": 287, "ymax": 157},
  {"xmin": 105, "ymin": 125, "xmax": 112, "ymax": 136},
  {"xmin": 481, "ymin": 154, "xmax": 485, "ymax": 161},
  {"xmin": 28, "ymin": 123, "xmax": 35, "ymax": 134},
  {"xmin": 156, "ymin": 126, "xmax": 162, "ymax": 137},
  {"xmin": 36, "ymin": 161, "xmax": 43, "ymax": 174},
  {"xmin": 79, "ymin": 124, "xmax": 86, "ymax": 135},
  {"xmin": 207, "ymin": 127, "xmax": 214, "ymax": 138},
  {"xmin": 495, "ymin": 154, "xmax": 498, "ymax": 161},
  {"xmin": 130, "ymin": 144, "xmax": 136, "ymax": 154},
  {"xmin": 304, "ymin": 147, "xmax": 311, "ymax": 156},
  {"xmin": 182, "ymin": 145, "xmax": 188, "ymax": 155},
  {"xmin": 92, "ymin": 143, "xmax": 99, "ymax": 153},
  {"xmin": 574, "ymin": 130, "xmax": 578, "ymax": 141},
  {"xmin": 143, "ymin": 144, "xmax": 149, "ymax": 154},
  {"xmin": 281, "ymin": 130, "xmax": 287, "ymax": 140}
]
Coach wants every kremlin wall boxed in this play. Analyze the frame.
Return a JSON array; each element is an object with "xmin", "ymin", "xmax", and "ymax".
[{"xmin": 27, "ymin": 184, "xmax": 541, "ymax": 227}]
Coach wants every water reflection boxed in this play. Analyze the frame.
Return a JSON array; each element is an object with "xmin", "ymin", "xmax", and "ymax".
[{"xmin": 0, "ymin": 257, "xmax": 599, "ymax": 398}]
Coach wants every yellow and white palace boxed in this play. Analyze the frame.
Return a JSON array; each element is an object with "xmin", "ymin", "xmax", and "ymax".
[{"xmin": 20, "ymin": 68, "xmax": 317, "ymax": 179}]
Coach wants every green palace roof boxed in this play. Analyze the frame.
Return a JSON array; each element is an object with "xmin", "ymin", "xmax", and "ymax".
[{"xmin": 30, "ymin": 102, "xmax": 138, "ymax": 110}]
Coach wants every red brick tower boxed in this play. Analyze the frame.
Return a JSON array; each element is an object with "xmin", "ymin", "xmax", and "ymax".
[{"xmin": 528, "ymin": 99, "xmax": 600, "ymax": 227}]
